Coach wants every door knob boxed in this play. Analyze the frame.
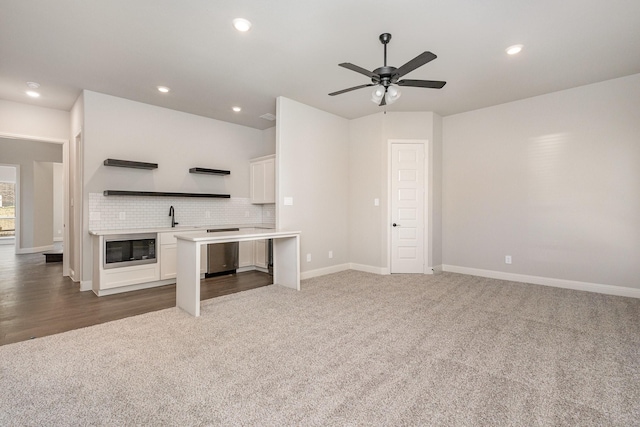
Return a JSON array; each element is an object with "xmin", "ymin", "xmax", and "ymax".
[{"xmin": 392, "ymin": 223, "xmax": 399, "ymax": 227}]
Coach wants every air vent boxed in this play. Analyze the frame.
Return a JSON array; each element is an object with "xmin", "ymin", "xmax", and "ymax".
[{"xmin": 260, "ymin": 113, "xmax": 276, "ymax": 121}]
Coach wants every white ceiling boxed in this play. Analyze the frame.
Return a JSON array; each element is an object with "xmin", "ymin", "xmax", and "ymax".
[{"xmin": 1, "ymin": 0, "xmax": 639, "ymax": 130}]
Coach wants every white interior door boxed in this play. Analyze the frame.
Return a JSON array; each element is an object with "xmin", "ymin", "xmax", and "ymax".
[{"xmin": 391, "ymin": 142, "xmax": 425, "ymax": 273}]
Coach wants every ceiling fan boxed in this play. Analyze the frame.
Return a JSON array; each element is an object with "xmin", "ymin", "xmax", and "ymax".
[{"xmin": 329, "ymin": 33, "xmax": 446, "ymax": 106}]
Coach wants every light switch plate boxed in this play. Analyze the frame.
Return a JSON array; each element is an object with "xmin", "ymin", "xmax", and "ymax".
[{"xmin": 284, "ymin": 197, "xmax": 293, "ymax": 206}]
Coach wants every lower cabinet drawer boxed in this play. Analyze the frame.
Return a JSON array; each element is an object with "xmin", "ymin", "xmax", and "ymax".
[{"xmin": 101, "ymin": 264, "xmax": 159, "ymax": 289}]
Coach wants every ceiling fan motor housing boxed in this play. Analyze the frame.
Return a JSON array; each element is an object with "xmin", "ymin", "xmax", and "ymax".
[{"xmin": 373, "ymin": 66, "xmax": 398, "ymax": 87}]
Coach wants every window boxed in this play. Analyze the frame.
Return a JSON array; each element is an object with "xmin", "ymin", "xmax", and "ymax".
[{"xmin": 0, "ymin": 181, "xmax": 16, "ymax": 237}]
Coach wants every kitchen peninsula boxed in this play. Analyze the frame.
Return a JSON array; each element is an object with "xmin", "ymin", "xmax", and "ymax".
[{"xmin": 175, "ymin": 228, "xmax": 301, "ymax": 316}]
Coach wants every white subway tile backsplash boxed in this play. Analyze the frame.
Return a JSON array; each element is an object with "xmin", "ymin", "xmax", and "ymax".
[{"xmin": 89, "ymin": 193, "xmax": 275, "ymax": 230}]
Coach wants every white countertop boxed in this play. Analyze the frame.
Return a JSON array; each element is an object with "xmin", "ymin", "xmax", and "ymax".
[
  {"xmin": 89, "ymin": 223, "xmax": 275, "ymax": 236},
  {"xmin": 175, "ymin": 228, "xmax": 301, "ymax": 244}
]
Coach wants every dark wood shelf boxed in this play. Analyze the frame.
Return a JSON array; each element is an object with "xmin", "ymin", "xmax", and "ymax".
[
  {"xmin": 189, "ymin": 167, "xmax": 231, "ymax": 175},
  {"xmin": 104, "ymin": 159, "xmax": 158, "ymax": 169},
  {"xmin": 103, "ymin": 190, "xmax": 230, "ymax": 198}
]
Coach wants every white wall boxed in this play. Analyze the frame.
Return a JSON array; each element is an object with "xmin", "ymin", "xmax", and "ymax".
[
  {"xmin": 33, "ymin": 162, "xmax": 54, "ymax": 248},
  {"xmin": 348, "ymin": 113, "xmax": 385, "ymax": 270},
  {"xmin": 348, "ymin": 111, "xmax": 443, "ymax": 272},
  {"xmin": 442, "ymin": 73, "xmax": 640, "ymax": 290},
  {"xmin": 53, "ymin": 162, "xmax": 64, "ymax": 241},
  {"xmin": 0, "ymin": 99, "xmax": 69, "ymax": 142},
  {"xmin": 277, "ymin": 97, "xmax": 349, "ymax": 277},
  {"xmin": 262, "ymin": 126, "xmax": 276, "ymax": 153},
  {"xmin": 79, "ymin": 91, "xmax": 270, "ymax": 282}
]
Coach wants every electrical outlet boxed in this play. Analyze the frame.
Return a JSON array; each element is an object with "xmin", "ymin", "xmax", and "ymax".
[
  {"xmin": 374, "ymin": 198, "xmax": 380, "ymax": 206},
  {"xmin": 205, "ymin": 211, "xmax": 211, "ymax": 218},
  {"xmin": 306, "ymin": 253, "xmax": 311, "ymax": 262},
  {"xmin": 328, "ymin": 250, "xmax": 333, "ymax": 259},
  {"xmin": 505, "ymin": 255, "xmax": 512, "ymax": 264},
  {"xmin": 244, "ymin": 211, "xmax": 250, "ymax": 218},
  {"xmin": 119, "ymin": 212, "xmax": 126, "ymax": 220}
]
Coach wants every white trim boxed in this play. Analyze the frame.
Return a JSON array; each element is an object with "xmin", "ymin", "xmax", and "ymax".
[
  {"xmin": 79, "ymin": 280, "xmax": 92, "ymax": 292},
  {"xmin": 0, "ymin": 237, "xmax": 16, "ymax": 245},
  {"xmin": 431, "ymin": 264, "xmax": 443, "ymax": 274},
  {"xmin": 0, "ymin": 132, "xmax": 67, "ymax": 144},
  {"xmin": 349, "ymin": 263, "xmax": 390, "ymax": 275},
  {"xmin": 16, "ymin": 244, "xmax": 54, "ymax": 254},
  {"xmin": 442, "ymin": 264, "xmax": 640, "ymax": 299},
  {"xmin": 300, "ymin": 263, "xmax": 350, "ymax": 280},
  {"xmin": 90, "ymin": 278, "xmax": 172, "ymax": 295}
]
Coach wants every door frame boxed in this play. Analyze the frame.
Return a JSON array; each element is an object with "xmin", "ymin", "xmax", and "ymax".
[
  {"xmin": 0, "ymin": 132, "xmax": 69, "ymax": 274},
  {"xmin": 387, "ymin": 139, "xmax": 429, "ymax": 274}
]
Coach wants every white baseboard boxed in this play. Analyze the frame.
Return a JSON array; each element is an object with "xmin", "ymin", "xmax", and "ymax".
[
  {"xmin": 348, "ymin": 263, "xmax": 390, "ymax": 275},
  {"xmin": 92, "ymin": 278, "xmax": 177, "ymax": 296},
  {"xmin": 16, "ymin": 244, "xmax": 54, "ymax": 254},
  {"xmin": 0, "ymin": 239, "xmax": 15, "ymax": 246},
  {"xmin": 348, "ymin": 263, "xmax": 439, "ymax": 276},
  {"xmin": 301, "ymin": 263, "xmax": 350, "ymax": 280},
  {"xmin": 441, "ymin": 264, "xmax": 640, "ymax": 299},
  {"xmin": 79, "ymin": 280, "xmax": 92, "ymax": 292}
]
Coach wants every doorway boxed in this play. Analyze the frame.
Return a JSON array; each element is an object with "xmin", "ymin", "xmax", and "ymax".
[
  {"xmin": 389, "ymin": 141, "xmax": 427, "ymax": 274},
  {"xmin": 0, "ymin": 134, "xmax": 68, "ymax": 272}
]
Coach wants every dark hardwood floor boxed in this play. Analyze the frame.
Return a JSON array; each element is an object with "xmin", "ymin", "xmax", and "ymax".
[{"xmin": 0, "ymin": 245, "xmax": 273, "ymax": 346}]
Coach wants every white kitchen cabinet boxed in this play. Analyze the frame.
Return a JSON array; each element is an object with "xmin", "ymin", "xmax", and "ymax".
[
  {"xmin": 254, "ymin": 239, "xmax": 267, "ymax": 268},
  {"xmin": 239, "ymin": 240, "xmax": 254, "ymax": 268},
  {"xmin": 160, "ymin": 231, "xmax": 206, "ymax": 279},
  {"xmin": 250, "ymin": 155, "xmax": 275, "ymax": 204},
  {"xmin": 92, "ymin": 235, "xmax": 160, "ymax": 295}
]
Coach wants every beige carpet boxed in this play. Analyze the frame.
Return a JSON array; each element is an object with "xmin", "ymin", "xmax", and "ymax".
[{"xmin": 1, "ymin": 271, "xmax": 639, "ymax": 426}]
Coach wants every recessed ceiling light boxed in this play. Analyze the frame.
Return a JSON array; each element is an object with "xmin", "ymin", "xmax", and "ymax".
[
  {"xmin": 506, "ymin": 44, "xmax": 523, "ymax": 55},
  {"xmin": 157, "ymin": 86, "xmax": 170, "ymax": 93},
  {"xmin": 232, "ymin": 106, "xmax": 242, "ymax": 112},
  {"xmin": 232, "ymin": 18, "xmax": 252, "ymax": 32},
  {"xmin": 26, "ymin": 90, "xmax": 41, "ymax": 98}
]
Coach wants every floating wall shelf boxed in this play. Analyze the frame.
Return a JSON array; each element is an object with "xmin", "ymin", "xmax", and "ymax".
[
  {"xmin": 103, "ymin": 190, "xmax": 230, "ymax": 198},
  {"xmin": 189, "ymin": 167, "xmax": 231, "ymax": 175},
  {"xmin": 104, "ymin": 159, "xmax": 158, "ymax": 169}
]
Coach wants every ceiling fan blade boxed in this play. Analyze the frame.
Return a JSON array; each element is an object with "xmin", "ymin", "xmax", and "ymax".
[
  {"xmin": 329, "ymin": 83, "xmax": 375, "ymax": 96},
  {"xmin": 397, "ymin": 79, "xmax": 447, "ymax": 89},
  {"xmin": 393, "ymin": 51, "xmax": 437, "ymax": 79},
  {"xmin": 339, "ymin": 63, "xmax": 380, "ymax": 80}
]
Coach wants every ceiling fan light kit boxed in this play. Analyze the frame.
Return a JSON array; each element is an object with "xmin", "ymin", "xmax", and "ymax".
[{"xmin": 330, "ymin": 33, "xmax": 446, "ymax": 106}]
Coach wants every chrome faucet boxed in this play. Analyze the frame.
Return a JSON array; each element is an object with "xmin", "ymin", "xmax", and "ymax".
[{"xmin": 169, "ymin": 205, "xmax": 179, "ymax": 228}]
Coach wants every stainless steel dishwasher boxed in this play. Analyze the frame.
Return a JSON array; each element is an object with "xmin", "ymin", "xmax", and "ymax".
[{"xmin": 205, "ymin": 228, "xmax": 239, "ymax": 276}]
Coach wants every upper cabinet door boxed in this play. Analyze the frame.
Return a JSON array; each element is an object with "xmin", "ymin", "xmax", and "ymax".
[{"xmin": 250, "ymin": 155, "xmax": 275, "ymax": 204}]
